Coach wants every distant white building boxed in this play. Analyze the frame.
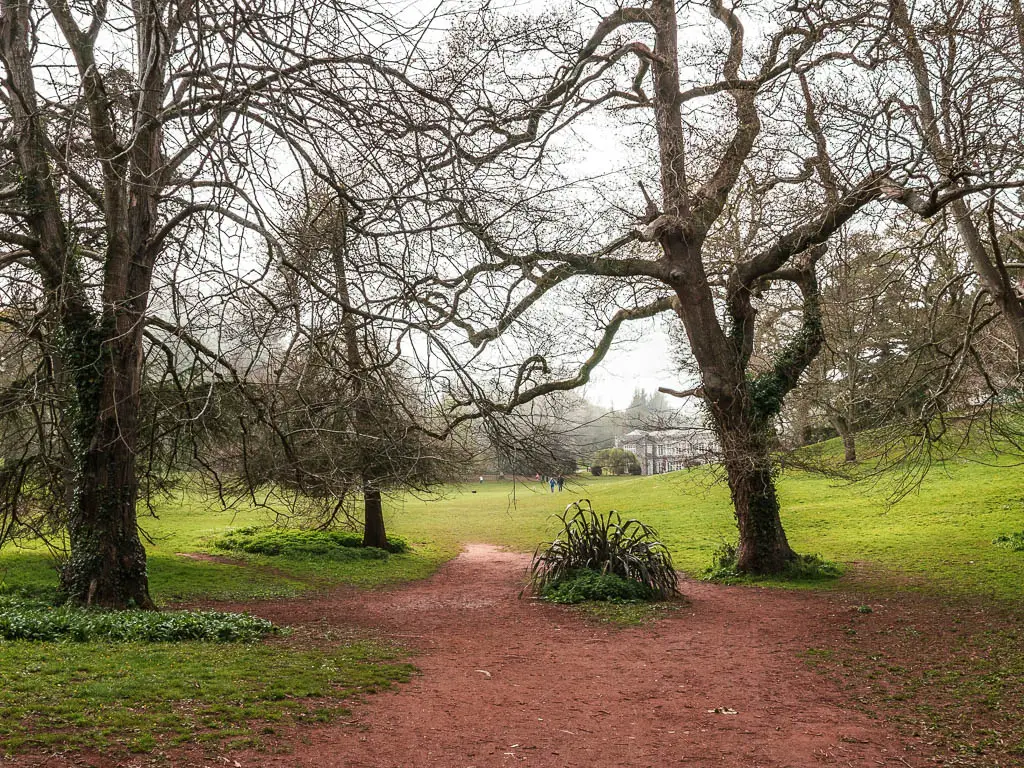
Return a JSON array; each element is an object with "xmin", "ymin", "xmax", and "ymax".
[{"xmin": 617, "ymin": 428, "xmax": 718, "ymax": 476}]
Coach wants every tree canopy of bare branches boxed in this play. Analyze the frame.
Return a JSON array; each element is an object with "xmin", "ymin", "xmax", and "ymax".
[
  {"xmin": 0, "ymin": 0, "xmax": 453, "ymax": 607},
  {"xmin": 396, "ymin": 0, "xmax": 1024, "ymax": 573}
]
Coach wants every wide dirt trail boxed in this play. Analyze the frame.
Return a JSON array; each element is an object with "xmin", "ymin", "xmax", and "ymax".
[{"xmin": 232, "ymin": 544, "xmax": 929, "ymax": 768}]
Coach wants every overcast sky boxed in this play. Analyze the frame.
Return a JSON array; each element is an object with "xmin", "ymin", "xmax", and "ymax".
[{"xmin": 582, "ymin": 318, "xmax": 691, "ymax": 409}]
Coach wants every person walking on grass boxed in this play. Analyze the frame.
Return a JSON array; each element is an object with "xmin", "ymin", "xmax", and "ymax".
[
  {"xmin": 557, "ymin": 475, "xmax": 564, "ymax": 492},
  {"xmin": 549, "ymin": 477, "xmax": 556, "ymax": 493}
]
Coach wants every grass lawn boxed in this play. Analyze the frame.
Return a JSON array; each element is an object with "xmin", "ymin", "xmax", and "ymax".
[
  {"xmin": 4, "ymin": 443, "xmax": 1023, "ymax": 603},
  {"xmin": 0, "ymin": 495, "xmax": 438, "ymax": 757},
  {"xmin": 0, "ymin": 636, "xmax": 412, "ymax": 756},
  {"xmin": 1, "ymin": 440, "xmax": 1023, "ymax": 757},
  {"xmin": 385, "ymin": 454, "xmax": 1024, "ymax": 600},
  {"xmin": 0, "ymin": 491, "xmax": 457, "ymax": 604}
]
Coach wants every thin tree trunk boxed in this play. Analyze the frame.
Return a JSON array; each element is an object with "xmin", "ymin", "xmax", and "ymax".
[
  {"xmin": 361, "ymin": 485, "xmax": 388, "ymax": 549},
  {"xmin": 891, "ymin": 0, "xmax": 1024, "ymax": 365},
  {"xmin": 842, "ymin": 432, "xmax": 856, "ymax": 463},
  {"xmin": 829, "ymin": 415, "xmax": 857, "ymax": 463},
  {"xmin": 330, "ymin": 201, "xmax": 391, "ymax": 550}
]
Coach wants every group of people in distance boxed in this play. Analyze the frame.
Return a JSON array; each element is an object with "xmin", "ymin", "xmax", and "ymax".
[
  {"xmin": 542, "ymin": 475, "xmax": 565, "ymax": 493},
  {"xmin": 477, "ymin": 474, "xmax": 566, "ymax": 492}
]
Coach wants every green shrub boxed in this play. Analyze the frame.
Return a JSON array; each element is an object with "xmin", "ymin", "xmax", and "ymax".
[
  {"xmin": 530, "ymin": 500, "xmax": 678, "ymax": 599},
  {"xmin": 214, "ymin": 526, "xmax": 407, "ymax": 558},
  {"xmin": 0, "ymin": 597, "xmax": 278, "ymax": 642},
  {"xmin": 993, "ymin": 531, "xmax": 1024, "ymax": 551},
  {"xmin": 702, "ymin": 541, "xmax": 741, "ymax": 581},
  {"xmin": 701, "ymin": 541, "xmax": 842, "ymax": 582},
  {"xmin": 591, "ymin": 448, "xmax": 640, "ymax": 475},
  {"xmin": 540, "ymin": 569, "xmax": 656, "ymax": 604}
]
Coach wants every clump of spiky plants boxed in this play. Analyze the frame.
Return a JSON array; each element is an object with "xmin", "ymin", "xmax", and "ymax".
[{"xmin": 529, "ymin": 500, "xmax": 678, "ymax": 601}]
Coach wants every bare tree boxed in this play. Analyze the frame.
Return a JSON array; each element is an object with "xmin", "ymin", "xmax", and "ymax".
[
  {"xmin": 214, "ymin": 193, "xmax": 471, "ymax": 550},
  {"xmin": 878, "ymin": 0, "xmax": 1024, "ymax": 363},
  {"xmin": 771, "ymin": 228, "xmax": 977, "ymax": 462},
  {"xmin": 403, "ymin": 0, "xmax": 1023, "ymax": 573},
  {"xmin": 0, "ymin": 0, "xmax": 438, "ymax": 607}
]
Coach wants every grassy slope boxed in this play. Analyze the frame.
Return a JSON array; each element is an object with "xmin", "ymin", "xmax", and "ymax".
[
  {"xmin": 386, "ymin": 455, "xmax": 1024, "ymax": 600},
  {"xmin": 3, "ymin": 448, "xmax": 1023, "ymax": 601}
]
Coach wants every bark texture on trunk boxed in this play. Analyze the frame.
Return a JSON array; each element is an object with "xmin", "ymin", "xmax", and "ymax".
[
  {"xmin": 63, "ymin": 463, "xmax": 153, "ymax": 609},
  {"xmin": 361, "ymin": 485, "xmax": 388, "ymax": 549},
  {"xmin": 711, "ymin": 395, "xmax": 796, "ymax": 574},
  {"xmin": 694, "ymin": 259, "xmax": 824, "ymax": 575},
  {"xmin": 59, "ymin": 313, "xmax": 155, "ymax": 609},
  {"xmin": 842, "ymin": 432, "xmax": 857, "ymax": 463},
  {"xmin": 829, "ymin": 415, "xmax": 857, "ymax": 463},
  {"xmin": 728, "ymin": 459, "xmax": 795, "ymax": 574},
  {"xmin": 1, "ymin": 0, "xmax": 169, "ymax": 609}
]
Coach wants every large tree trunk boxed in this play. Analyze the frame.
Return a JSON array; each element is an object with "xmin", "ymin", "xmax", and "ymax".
[
  {"xmin": 58, "ymin": 313, "xmax": 155, "ymax": 609},
  {"xmin": 63, "ymin": 443, "xmax": 154, "ymax": 609},
  {"xmin": 688, "ymin": 250, "xmax": 825, "ymax": 576},
  {"xmin": 361, "ymin": 484, "xmax": 388, "ymax": 549},
  {"xmin": 713, "ymin": 396, "xmax": 796, "ymax": 574},
  {"xmin": 728, "ymin": 459, "xmax": 795, "ymax": 574}
]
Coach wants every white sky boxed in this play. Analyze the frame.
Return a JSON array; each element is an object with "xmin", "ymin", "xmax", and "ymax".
[{"xmin": 583, "ymin": 320, "xmax": 691, "ymax": 409}]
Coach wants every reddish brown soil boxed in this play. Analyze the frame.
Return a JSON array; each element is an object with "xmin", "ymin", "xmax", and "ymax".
[
  {"xmin": 20, "ymin": 544, "xmax": 1007, "ymax": 768},
  {"xmin": 228, "ymin": 545, "xmax": 930, "ymax": 767}
]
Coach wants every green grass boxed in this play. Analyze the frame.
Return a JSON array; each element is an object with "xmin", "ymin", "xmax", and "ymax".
[
  {"xmin": 4, "ymin": 443, "xmax": 1024, "ymax": 603},
  {"xmin": 0, "ymin": 497, "xmax": 442, "ymax": 756},
  {"xmin": 568, "ymin": 600, "xmax": 682, "ymax": 626},
  {"xmin": 0, "ymin": 636, "xmax": 413, "ymax": 754},
  {"xmin": 381, "ymin": 452, "xmax": 1024, "ymax": 600},
  {"xmin": 0, "ymin": 491, "xmax": 456, "ymax": 604},
  {"xmin": 993, "ymin": 530, "xmax": 1024, "ymax": 551},
  {"xmin": 1, "ymin": 438, "xmax": 1023, "ymax": 757}
]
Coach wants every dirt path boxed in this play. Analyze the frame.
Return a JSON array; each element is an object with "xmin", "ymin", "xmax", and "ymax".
[{"xmin": 210, "ymin": 543, "xmax": 930, "ymax": 768}]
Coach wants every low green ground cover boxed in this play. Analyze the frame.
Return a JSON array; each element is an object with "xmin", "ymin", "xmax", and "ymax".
[
  {"xmin": 0, "ymin": 597, "xmax": 276, "ymax": 642},
  {"xmin": 214, "ymin": 526, "xmax": 408, "ymax": 557},
  {"xmin": 993, "ymin": 530, "xmax": 1024, "ymax": 551},
  {"xmin": 569, "ymin": 600, "xmax": 682, "ymax": 626},
  {"xmin": 539, "ymin": 569, "xmax": 659, "ymax": 604},
  {"xmin": 700, "ymin": 541, "xmax": 843, "ymax": 584},
  {"xmin": 802, "ymin": 615, "xmax": 1024, "ymax": 763},
  {"xmin": 0, "ymin": 637, "xmax": 413, "ymax": 755}
]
